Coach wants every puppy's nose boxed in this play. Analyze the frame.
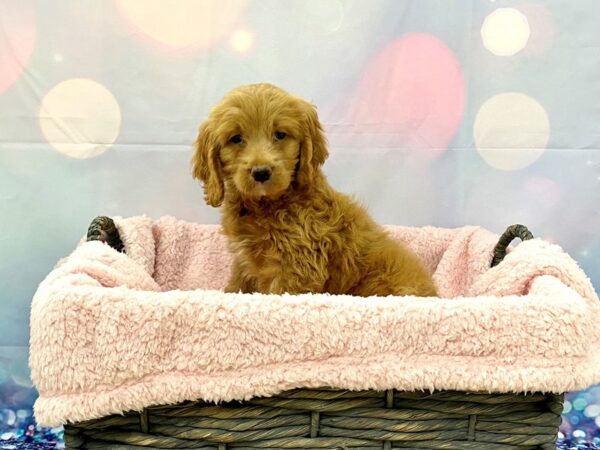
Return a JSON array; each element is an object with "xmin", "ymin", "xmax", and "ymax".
[{"xmin": 251, "ymin": 166, "xmax": 272, "ymax": 183}]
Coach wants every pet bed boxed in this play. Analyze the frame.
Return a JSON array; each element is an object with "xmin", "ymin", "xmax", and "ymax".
[{"xmin": 29, "ymin": 216, "xmax": 600, "ymax": 449}]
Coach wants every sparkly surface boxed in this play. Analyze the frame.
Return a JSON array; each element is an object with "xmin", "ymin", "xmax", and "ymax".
[
  {"xmin": 556, "ymin": 442, "xmax": 600, "ymax": 450},
  {"xmin": 0, "ymin": 408, "xmax": 63, "ymax": 449},
  {"xmin": 1, "ymin": 389, "xmax": 600, "ymax": 448}
]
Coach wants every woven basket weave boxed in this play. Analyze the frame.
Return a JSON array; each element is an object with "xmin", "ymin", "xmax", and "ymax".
[{"xmin": 62, "ymin": 218, "xmax": 561, "ymax": 450}]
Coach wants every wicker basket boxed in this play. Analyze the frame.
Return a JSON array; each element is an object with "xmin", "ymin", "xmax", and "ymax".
[{"xmin": 62, "ymin": 218, "xmax": 562, "ymax": 450}]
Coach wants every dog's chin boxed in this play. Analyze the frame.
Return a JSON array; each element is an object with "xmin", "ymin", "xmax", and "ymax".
[{"xmin": 236, "ymin": 181, "xmax": 289, "ymax": 202}]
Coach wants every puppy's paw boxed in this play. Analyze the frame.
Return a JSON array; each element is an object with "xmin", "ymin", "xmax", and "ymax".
[{"xmin": 224, "ymin": 284, "xmax": 240, "ymax": 294}]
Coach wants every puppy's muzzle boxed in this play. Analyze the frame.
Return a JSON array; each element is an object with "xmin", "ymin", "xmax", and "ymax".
[{"xmin": 251, "ymin": 166, "xmax": 272, "ymax": 183}]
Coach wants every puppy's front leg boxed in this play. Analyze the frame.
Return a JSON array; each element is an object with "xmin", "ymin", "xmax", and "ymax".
[{"xmin": 224, "ymin": 258, "xmax": 257, "ymax": 293}]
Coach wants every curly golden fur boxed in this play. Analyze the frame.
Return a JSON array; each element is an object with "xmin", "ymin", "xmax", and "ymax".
[{"xmin": 192, "ymin": 83, "xmax": 437, "ymax": 297}]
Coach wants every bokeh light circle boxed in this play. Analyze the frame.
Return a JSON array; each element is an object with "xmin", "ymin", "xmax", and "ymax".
[
  {"xmin": 574, "ymin": 397, "xmax": 588, "ymax": 411},
  {"xmin": 39, "ymin": 78, "xmax": 122, "ymax": 159},
  {"xmin": 572, "ymin": 429, "xmax": 586, "ymax": 439},
  {"xmin": 563, "ymin": 401, "xmax": 573, "ymax": 414},
  {"xmin": 347, "ymin": 33, "xmax": 465, "ymax": 158},
  {"xmin": 584, "ymin": 404, "xmax": 600, "ymax": 418},
  {"xmin": 3, "ymin": 409, "xmax": 16, "ymax": 426},
  {"xmin": 474, "ymin": 92, "xmax": 550, "ymax": 170},
  {"xmin": 0, "ymin": 0, "xmax": 36, "ymax": 94},
  {"xmin": 116, "ymin": 0, "xmax": 248, "ymax": 52},
  {"xmin": 523, "ymin": 176, "xmax": 561, "ymax": 220},
  {"xmin": 230, "ymin": 29, "xmax": 254, "ymax": 53},
  {"xmin": 481, "ymin": 8, "xmax": 530, "ymax": 56}
]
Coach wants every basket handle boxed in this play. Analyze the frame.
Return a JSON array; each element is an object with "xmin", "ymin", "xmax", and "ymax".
[
  {"xmin": 86, "ymin": 216, "xmax": 124, "ymax": 253},
  {"xmin": 490, "ymin": 224, "xmax": 533, "ymax": 267},
  {"xmin": 86, "ymin": 216, "xmax": 531, "ymax": 266}
]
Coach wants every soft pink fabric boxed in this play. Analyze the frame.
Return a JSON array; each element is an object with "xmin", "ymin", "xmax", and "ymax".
[{"xmin": 29, "ymin": 216, "xmax": 600, "ymax": 426}]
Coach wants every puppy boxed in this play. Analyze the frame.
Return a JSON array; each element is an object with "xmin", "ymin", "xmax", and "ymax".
[{"xmin": 192, "ymin": 83, "xmax": 437, "ymax": 297}]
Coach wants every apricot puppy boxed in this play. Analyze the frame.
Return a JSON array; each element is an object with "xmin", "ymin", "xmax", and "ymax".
[{"xmin": 192, "ymin": 83, "xmax": 437, "ymax": 297}]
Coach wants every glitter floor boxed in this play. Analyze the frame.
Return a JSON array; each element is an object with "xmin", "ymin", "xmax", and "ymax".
[
  {"xmin": 0, "ymin": 436, "xmax": 598, "ymax": 449},
  {"xmin": 0, "ymin": 419, "xmax": 598, "ymax": 449},
  {"xmin": 2, "ymin": 388, "xmax": 600, "ymax": 449}
]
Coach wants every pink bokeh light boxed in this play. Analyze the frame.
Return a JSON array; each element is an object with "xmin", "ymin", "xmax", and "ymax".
[
  {"xmin": 343, "ymin": 33, "xmax": 465, "ymax": 158},
  {"xmin": 0, "ymin": 0, "xmax": 36, "ymax": 94},
  {"xmin": 524, "ymin": 175, "xmax": 562, "ymax": 218}
]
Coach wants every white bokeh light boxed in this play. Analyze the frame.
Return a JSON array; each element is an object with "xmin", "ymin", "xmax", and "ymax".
[
  {"xmin": 573, "ymin": 430, "xmax": 586, "ymax": 439},
  {"xmin": 39, "ymin": 78, "xmax": 121, "ymax": 159},
  {"xmin": 481, "ymin": 8, "xmax": 530, "ymax": 56},
  {"xmin": 117, "ymin": 0, "xmax": 247, "ymax": 51},
  {"xmin": 474, "ymin": 92, "xmax": 550, "ymax": 171},
  {"xmin": 230, "ymin": 29, "xmax": 254, "ymax": 53},
  {"xmin": 563, "ymin": 401, "xmax": 572, "ymax": 414}
]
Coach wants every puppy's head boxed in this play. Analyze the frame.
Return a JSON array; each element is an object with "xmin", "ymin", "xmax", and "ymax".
[{"xmin": 192, "ymin": 83, "xmax": 328, "ymax": 207}]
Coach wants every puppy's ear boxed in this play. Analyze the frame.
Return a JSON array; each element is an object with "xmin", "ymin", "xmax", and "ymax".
[
  {"xmin": 191, "ymin": 120, "xmax": 224, "ymax": 207},
  {"xmin": 298, "ymin": 101, "xmax": 329, "ymax": 186}
]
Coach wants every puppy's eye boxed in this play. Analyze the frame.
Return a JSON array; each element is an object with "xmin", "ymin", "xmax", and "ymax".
[
  {"xmin": 274, "ymin": 131, "xmax": 287, "ymax": 141},
  {"xmin": 229, "ymin": 134, "xmax": 243, "ymax": 144}
]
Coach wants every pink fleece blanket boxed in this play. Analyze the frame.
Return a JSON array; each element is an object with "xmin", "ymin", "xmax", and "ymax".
[{"xmin": 30, "ymin": 216, "xmax": 600, "ymax": 426}]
